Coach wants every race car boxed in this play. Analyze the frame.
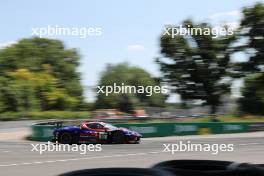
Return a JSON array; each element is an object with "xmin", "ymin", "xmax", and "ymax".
[{"xmin": 53, "ymin": 122, "xmax": 142, "ymax": 144}]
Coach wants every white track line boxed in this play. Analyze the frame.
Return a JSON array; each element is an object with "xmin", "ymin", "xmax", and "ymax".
[
  {"xmin": 238, "ymin": 143, "xmax": 262, "ymax": 146},
  {"xmin": 0, "ymin": 151, "xmax": 162, "ymax": 167}
]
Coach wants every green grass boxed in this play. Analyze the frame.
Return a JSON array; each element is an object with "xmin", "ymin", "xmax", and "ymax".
[
  {"xmin": 0, "ymin": 111, "xmax": 264, "ymax": 123},
  {"xmin": 181, "ymin": 115, "xmax": 264, "ymax": 122},
  {"xmin": 0, "ymin": 111, "xmax": 90, "ymax": 121}
]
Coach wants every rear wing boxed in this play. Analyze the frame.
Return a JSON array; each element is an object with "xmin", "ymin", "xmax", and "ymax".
[
  {"xmin": 48, "ymin": 121, "xmax": 63, "ymax": 128},
  {"xmin": 37, "ymin": 121, "xmax": 63, "ymax": 128}
]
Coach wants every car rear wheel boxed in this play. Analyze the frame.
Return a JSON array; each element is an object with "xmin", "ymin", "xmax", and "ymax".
[
  {"xmin": 112, "ymin": 131, "xmax": 126, "ymax": 144},
  {"xmin": 59, "ymin": 132, "xmax": 72, "ymax": 144}
]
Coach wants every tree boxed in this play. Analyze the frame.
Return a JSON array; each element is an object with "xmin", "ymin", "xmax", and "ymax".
[
  {"xmin": 239, "ymin": 2, "xmax": 264, "ymax": 73},
  {"xmin": 95, "ymin": 63, "xmax": 167, "ymax": 112},
  {"xmin": 0, "ymin": 37, "xmax": 84, "ymax": 112},
  {"xmin": 236, "ymin": 3, "xmax": 264, "ymax": 114},
  {"xmin": 239, "ymin": 73, "xmax": 264, "ymax": 115},
  {"xmin": 157, "ymin": 20, "xmax": 235, "ymax": 119}
]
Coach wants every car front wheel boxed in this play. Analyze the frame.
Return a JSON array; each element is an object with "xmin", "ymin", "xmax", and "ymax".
[{"xmin": 112, "ymin": 131, "xmax": 126, "ymax": 144}]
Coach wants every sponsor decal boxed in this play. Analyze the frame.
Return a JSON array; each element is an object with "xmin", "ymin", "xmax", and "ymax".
[
  {"xmin": 175, "ymin": 125, "xmax": 198, "ymax": 132},
  {"xmin": 129, "ymin": 126, "xmax": 157, "ymax": 134}
]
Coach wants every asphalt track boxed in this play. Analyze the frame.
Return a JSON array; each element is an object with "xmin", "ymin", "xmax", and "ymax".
[{"xmin": 0, "ymin": 121, "xmax": 264, "ymax": 176}]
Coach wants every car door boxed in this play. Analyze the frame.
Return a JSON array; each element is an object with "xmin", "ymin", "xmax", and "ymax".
[{"xmin": 88, "ymin": 123, "xmax": 108, "ymax": 141}]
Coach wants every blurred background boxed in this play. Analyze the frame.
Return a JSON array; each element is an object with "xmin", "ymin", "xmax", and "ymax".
[{"xmin": 0, "ymin": 0, "xmax": 263, "ymax": 122}]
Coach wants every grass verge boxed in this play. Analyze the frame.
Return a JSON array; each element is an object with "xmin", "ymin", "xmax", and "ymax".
[{"xmin": 0, "ymin": 111, "xmax": 90, "ymax": 121}]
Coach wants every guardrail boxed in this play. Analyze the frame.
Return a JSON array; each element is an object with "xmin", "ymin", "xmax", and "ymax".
[
  {"xmin": 30, "ymin": 121, "xmax": 264, "ymax": 141},
  {"xmin": 115, "ymin": 122, "xmax": 250, "ymax": 137}
]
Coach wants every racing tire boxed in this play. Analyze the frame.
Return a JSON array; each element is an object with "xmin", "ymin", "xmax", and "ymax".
[
  {"xmin": 59, "ymin": 132, "xmax": 73, "ymax": 144},
  {"xmin": 112, "ymin": 131, "xmax": 126, "ymax": 144}
]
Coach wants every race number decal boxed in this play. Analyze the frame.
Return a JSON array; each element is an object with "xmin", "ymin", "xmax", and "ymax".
[{"xmin": 98, "ymin": 132, "xmax": 108, "ymax": 140}]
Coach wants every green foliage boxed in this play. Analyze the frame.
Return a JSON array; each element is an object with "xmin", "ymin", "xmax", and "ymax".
[
  {"xmin": 239, "ymin": 2, "xmax": 264, "ymax": 73},
  {"xmin": 237, "ymin": 3, "xmax": 264, "ymax": 114},
  {"xmin": 0, "ymin": 37, "xmax": 84, "ymax": 112},
  {"xmin": 239, "ymin": 73, "xmax": 264, "ymax": 115},
  {"xmin": 95, "ymin": 63, "xmax": 167, "ymax": 112},
  {"xmin": 157, "ymin": 20, "xmax": 235, "ymax": 114}
]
